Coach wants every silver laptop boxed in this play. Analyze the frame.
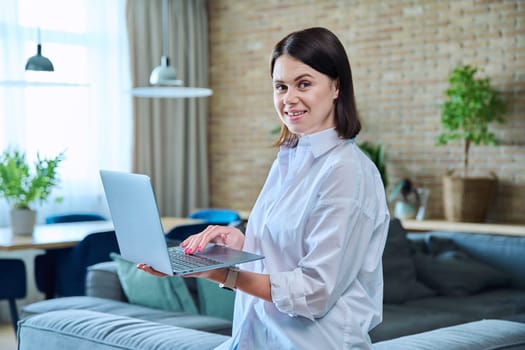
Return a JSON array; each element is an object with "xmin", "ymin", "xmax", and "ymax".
[{"xmin": 100, "ymin": 170, "xmax": 263, "ymax": 276}]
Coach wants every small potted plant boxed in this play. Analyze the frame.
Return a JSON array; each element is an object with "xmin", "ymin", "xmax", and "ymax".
[
  {"xmin": 0, "ymin": 149, "xmax": 65, "ymax": 234},
  {"xmin": 437, "ymin": 64, "xmax": 507, "ymax": 222},
  {"xmin": 388, "ymin": 178, "xmax": 420, "ymax": 219}
]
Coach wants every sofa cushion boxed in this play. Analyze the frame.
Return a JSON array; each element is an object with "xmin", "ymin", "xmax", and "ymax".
[
  {"xmin": 86, "ymin": 261, "xmax": 126, "ymax": 301},
  {"xmin": 406, "ymin": 289, "xmax": 525, "ymax": 320},
  {"xmin": 371, "ymin": 287, "xmax": 525, "ymax": 342},
  {"xmin": 18, "ymin": 309, "xmax": 229, "ymax": 350},
  {"xmin": 21, "ymin": 296, "xmax": 232, "ymax": 335},
  {"xmin": 408, "ymin": 231, "xmax": 525, "ymax": 289},
  {"xmin": 414, "ymin": 237, "xmax": 510, "ymax": 296},
  {"xmin": 370, "ymin": 303, "xmax": 470, "ymax": 342},
  {"xmin": 382, "ymin": 219, "xmax": 435, "ymax": 303},
  {"xmin": 111, "ymin": 253, "xmax": 198, "ymax": 314}
]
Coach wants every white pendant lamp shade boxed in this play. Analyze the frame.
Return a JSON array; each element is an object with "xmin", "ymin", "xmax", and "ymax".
[
  {"xmin": 131, "ymin": 0, "xmax": 212, "ymax": 99},
  {"xmin": 149, "ymin": 56, "xmax": 181, "ymax": 85}
]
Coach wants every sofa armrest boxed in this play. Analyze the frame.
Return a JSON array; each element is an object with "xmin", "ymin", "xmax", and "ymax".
[
  {"xmin": 373, "ymin": 319, "xmax": 525, "ymax": 350},
  {"xmin": 17, "ymin": 309, "xmax": 229, "ymax": 350},
  {"xmin": 85, "ymin": 261, "xmax": 126, "ymax": 302}
]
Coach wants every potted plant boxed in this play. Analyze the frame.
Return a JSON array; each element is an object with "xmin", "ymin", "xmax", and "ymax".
[
  {"xmin": 437, "ymin": 64, "xmax": 507, "ymax": 222},
  {"xmin": 0, "ymin": 149, "xmax": 65, "ymax": 234},
  {"xmin": 387, "ymin": 178, "xmax": 420, "ymax": 219}
]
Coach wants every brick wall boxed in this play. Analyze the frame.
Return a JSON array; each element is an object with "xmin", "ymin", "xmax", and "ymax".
[{"xmin": 208, "ymin": 0, "xmax": 525, "ymax": 223}]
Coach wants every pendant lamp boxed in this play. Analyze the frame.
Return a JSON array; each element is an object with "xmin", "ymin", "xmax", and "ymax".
[
  {"xmin": 130, "ymin": 0, "xmax": 212, "ymax": 99},
  {"xmin": 0, "ymin": 28, "xmax": 87, "ymax": 88},
  {"xmin": 25, "ymin": 28, "xmax": 54, "ymax": 72}
]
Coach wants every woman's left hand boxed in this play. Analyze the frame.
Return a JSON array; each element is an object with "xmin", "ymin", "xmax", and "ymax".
[{"xmin": 136, "ymin": 263, "xmax": 169, "ymax": 277}]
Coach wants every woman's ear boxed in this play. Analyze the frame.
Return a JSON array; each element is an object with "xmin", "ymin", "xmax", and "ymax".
[{"xmin": 333, "ymin": 79, "xmax": 340, "ymax": 100}]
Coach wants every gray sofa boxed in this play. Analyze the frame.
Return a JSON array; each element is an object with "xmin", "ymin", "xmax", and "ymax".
[
  {"xmin": 16, "ymin": 312, "xmax": 525, "ymax": 350},
  {"xmin": 371, "ymin": 219, "xmax": 525, "ymax": 340},
  {"xmin": 17, "ymin": 219, "xmax": 525, "ymax": 348}
]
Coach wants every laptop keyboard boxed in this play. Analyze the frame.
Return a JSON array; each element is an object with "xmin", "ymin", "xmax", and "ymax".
[{"xmin": 168, "ymin": 248, "xmax": 223, "ymax": 270}]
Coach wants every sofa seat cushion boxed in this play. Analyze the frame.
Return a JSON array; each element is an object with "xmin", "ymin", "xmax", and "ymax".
[
  {"xmin": 369, "ymin": 303, "xmax": 470, "ymax": 342},
  {"xmin": 406, "ymin": 289, "xmax": 525, "ymax": 320},
  {"xmin": 371, "ymin": 289, "xmax": 525, "ymax": 342},
  {"xmin": 373, "ymin": 319, "xmax": 525, "ymax": 350},
  {"xmin": 21, "ymin": 296, "xmax": 232, "ymax": 335},
  {"xmin": 18, "ymin": 309, "xmax": 229, "ymax": 350}
]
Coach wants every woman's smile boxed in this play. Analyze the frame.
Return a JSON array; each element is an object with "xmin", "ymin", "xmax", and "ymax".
[{"xmin": 286, "ymin": 109, "xmax": 307, "ymax": 121}]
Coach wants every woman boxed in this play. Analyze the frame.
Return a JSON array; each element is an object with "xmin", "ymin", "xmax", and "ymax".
[{"xmin": 140, "ymin": 27, "xmax": 389, "ymax": 349}]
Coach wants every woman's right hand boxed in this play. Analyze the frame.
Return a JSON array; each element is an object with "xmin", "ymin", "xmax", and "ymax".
[{"xmin": 180, "ymin": 225, "xmax": 245, "ymax": 254}]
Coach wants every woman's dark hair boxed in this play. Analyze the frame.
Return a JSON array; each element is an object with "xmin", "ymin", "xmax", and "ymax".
[{"xmin": 270, "ymin": 27, "xmax": 361, "ymax": 147}]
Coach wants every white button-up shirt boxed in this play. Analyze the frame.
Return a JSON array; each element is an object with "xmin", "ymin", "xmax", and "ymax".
[{"xmin": 216, "ymin": 128, "xmax": 389, "ymax": 350}]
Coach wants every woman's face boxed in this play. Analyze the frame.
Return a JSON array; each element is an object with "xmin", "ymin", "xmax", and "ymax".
[{"xmin": 272, "ymin": 55, "xmax": 338, "ymax": 136}]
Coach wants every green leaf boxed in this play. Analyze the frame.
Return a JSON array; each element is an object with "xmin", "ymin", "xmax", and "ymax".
[{"xmin": 0, "ymin": 148, "xmax": 66, "ymax": 209}]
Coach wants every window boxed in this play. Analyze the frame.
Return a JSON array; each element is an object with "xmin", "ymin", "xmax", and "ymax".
[{"xmin": 0, "ymin": 0, "xmax": 132, "ymax": 225}]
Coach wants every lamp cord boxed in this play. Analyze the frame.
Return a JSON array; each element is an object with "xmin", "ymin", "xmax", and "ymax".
[{"xmin": 162, "ymin": 0, "xmax": 169, "ymax": 59}]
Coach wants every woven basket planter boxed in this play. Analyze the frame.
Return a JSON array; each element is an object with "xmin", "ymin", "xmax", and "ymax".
[{"xmin": 442, "ymin": 174, "xmax": 497, "ymax": 222}]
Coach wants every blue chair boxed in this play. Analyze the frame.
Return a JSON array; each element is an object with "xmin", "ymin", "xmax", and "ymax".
[
  {"xmin": 35, "ymin": 230, "xmax": 119, "ymax": 298},
  {"xmin": 188, "ymin": 209, "xmax": 241, "ymax": 226},
  {"xmin": 0, "ymin": 259, "xmax": 26, "ymax": 333},
  {"xmin": 45, "ymin": 213, "xmax": 106, "ymax": 224}
]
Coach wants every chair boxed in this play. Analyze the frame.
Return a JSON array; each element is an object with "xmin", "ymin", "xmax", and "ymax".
[
  {"xmin": 45, "ymin": 213, "xmax": 106, "ymax": 224},
  {"xmin": 34, "ymin": 230, "xmax": 120, "ymax": 298},
  {"xmin": 188, "ymin": 208, "xmax": 241, "ymax": 226},
  {"xmin": 165, "ymin": 223, "xmax": 211, "ymax": 245},
  {"xmin": 36, "ymin": 212, "xmax": 110, "ymax": 298},
  {"xmin": 0, "ymin": 259, "xmax": 26, "ymax": 333}
]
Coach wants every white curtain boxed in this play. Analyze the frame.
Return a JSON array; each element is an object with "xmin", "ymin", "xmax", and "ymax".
[{"xmin": 0, "ymin": 0, "xmax": 132, "ymax": 226}]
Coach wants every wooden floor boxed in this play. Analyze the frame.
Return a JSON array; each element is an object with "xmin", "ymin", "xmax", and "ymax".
[{"xmin": 0, "ymin": 322, "xmax": 17, "ymax": 350}]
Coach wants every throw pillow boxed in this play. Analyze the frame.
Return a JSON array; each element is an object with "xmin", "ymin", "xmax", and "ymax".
[
  {"xmin": 414, "ymin": 236, "xmax": 510, "ymax": 296},
  {"xmin": 382, "ymin": 219, "xmax": 435, "ymax": 303},
  {"xmin": 110, "ymin": 253, "xmax": 198, "ymax": 314}
]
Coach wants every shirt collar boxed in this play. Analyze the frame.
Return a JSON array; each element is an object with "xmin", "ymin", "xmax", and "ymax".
[{"xmin": 297, "ymin": 128, "xmax": 347, "ymax": 158}]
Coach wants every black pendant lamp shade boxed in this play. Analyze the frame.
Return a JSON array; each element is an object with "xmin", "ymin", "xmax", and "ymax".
[
  {"xmin": 25, "ymin": 28, "xmax": 54, "ymax": 72},
  {"xmin": 25, "ymin": 43, "xmax": 54, "ymax": 72}
]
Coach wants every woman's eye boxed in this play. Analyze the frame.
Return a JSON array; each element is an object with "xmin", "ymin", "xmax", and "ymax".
[
  {"xmin": 274, "ymin": 84, "xmax": 287, "ymax": 92},
  {"xmin": 298, "ymin": 81, "xmax": 311, "ymax": 89}
]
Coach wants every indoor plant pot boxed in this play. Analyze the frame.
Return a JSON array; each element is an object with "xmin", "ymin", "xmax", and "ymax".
[
  {"xmin": 0, "ymin": 149, "xmax": 65, "ymax": 234},
  {"xmin": 437, "ymin": 64, "xmax": 506, "ymax": 222},
  {"xmin": 442, "ymin": 172, "xmax": 497, "ymax": 222},
  {"xmin": 10, "ymin": 208, "xmax": 37, "ymax": 235}
]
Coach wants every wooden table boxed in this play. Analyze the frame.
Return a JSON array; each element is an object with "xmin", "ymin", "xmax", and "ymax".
[
  {"xmin": 0, "ymin": 217, "xmax": 201, "ymax": 251},
  {"xmin": 401, "ymin": 219, "xmax": 525, "ymax": 237}
]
